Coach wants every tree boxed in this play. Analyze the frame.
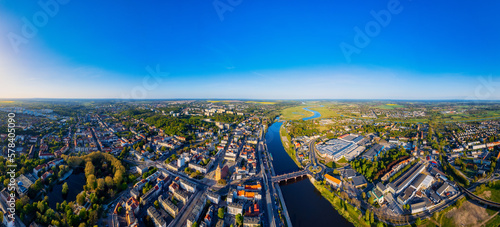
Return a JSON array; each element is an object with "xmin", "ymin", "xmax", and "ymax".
[
  {"xmin": 77, "ymin": 193, "xmax": 86, "ymax": 206},
  {"xmin": 62, "ymin": 182, "xmax": 69, "ymax": 195},
  {"xmin": 87, "ymin": 174, "xmax": 96, "ymax": 190},
  {"xmin": 154, "ymin": 200, "xmax": 159, "ymax": 209},
  {"xmin": 191, "ymin": 222, "xmax": 198, "ymax": 227},
  {"xmin": 370, "ymin": 210, "xmax": 374, "ymax": 223},
  {"xmin": 218, "ymin": 208, "xmax": 225, "ymax": 219},
  {"xmin": 415, "ymin": 217, "xmax": 421, "ymax": 226},
  {"xmin": 0, "ymin": 211, "xmax": 3, "ymax": 223},
  {"xmin": 97, "ymin": 178, "xmax": 105, "ymax": 191},
  {"xmin": 236, "ymin": 213, "xmax": 243, "ymax": 226},
  {"xmin": 365, "ymin": 210, "xmax": 370, "ymax": 222},
  {"xmin": 377, "ymin": 222, "xmax": 384, "ymax": 227},
  {"xmin": 79, "ymin": 207, "xmax": 88, "ymax": 220},
  {"xmin": 113, "ymin": 170, "xmax": 123, "ymax": 185},
  {"xmin": 85, "ymin": 161, "xmax": 95, "ymax": 177},
  {"xmin": 37, "ymin": 201, "xmax": 46, "ymax": 213},
  {"xmin": 105, "ymin": 176, "xmax": 114, "ymax": 187}
]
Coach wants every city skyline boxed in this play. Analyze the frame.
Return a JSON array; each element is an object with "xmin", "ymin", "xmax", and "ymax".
[{"xmin": 1, "ymin": 0, "xmax": 499, "ymax": 99}]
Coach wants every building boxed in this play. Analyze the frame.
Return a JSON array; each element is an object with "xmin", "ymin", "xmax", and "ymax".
[
  {"xmin": 136, "ymin": 165, "xmax": 148, "ymax": 174},
  {"xmin": 361, "ymin": 144, "xmax": 384, "ymax": 160},
  {"xmin": 159, "ymin": 195, "xmax": 179, "ymax": 218},
  {"xmin": 376, "ymin": 182, "xmax": 389, "ymax": 194},
  {"xmin": 243, "ymin": 216, "xmax": 261, "ymax": 227},
  {"xmin": 228, "ymin": 202, "xmax": 244, "ymax": 215},
  {"xmin": 179, "ymin": 179, "xmax": 196, "ymax": 193},
  {"xmin": 343, "ymin": 169, "xmax": 356, "ymax": 179},
  {"xmin": 234, "ymin": 190, "xmax": 262, "ymax": 201},
  {"xmin": 397, "ymin": 186, "xmax": 416, "ymax": 204},
  {"xmin": 316, "ymin": 139, "xmax": 365, "ymax": 161},
  {"xmin": 369, "ymin": 188, "xmax": 384, "ymax": 204},
  {"xmin": 207, "ymin": 190, "xmax": 221, "ymax": 204},
  {"xmin": 188, "ymin": 161, "xmax": 212, "ymax": 174},
  {"xmin": 352, "ymin": 176, "xmax": 368, "ymax": 188},
  {"xmin": 173, "ymin": 189, "xmax": 190, "ymax": 204},
  {"xmin": 126, "ymin": 210, "xmax": 138, "ymax": 226},
  {"xmin": 186, "ymin": 195, "xmax": 207, "ymax": 227},
  {"xmin": 16, "ymin": 174, "xmax": 35, "ymax": 195},
  {"xmin": 391, "ymin": 163, "xmax": 426, "ymax": 194},
  {"xmin": 324, "ymin": 174, "xmax": 342, "ymax": 188},
  {"xmin": 436, "ymin": 182, "xmax": 451, "ymax": 197},
  {"xmin": 147, "ymin": 206, "xmax": 167, "ymax": 227},
  {"xmin": 125, "ymin": 197, "xmax": 140, "ymax": 215},
  {"xmin": 140, "ymin": 185, "xmax": 161, "ymax": 205},
  {"xmin": 130, "ymin": 188, "xmax": 140, "ymax": 199},
  {"xmin": 409, "ymin": 174, "xmax": 434, "ymax": 191},
  {"xmin": 215, "ymin": 163, "xmax": 229, "ymax": 181},
  {"xmin": 411, "ymin": 201, "xmax": 427, "ymax": 214}
]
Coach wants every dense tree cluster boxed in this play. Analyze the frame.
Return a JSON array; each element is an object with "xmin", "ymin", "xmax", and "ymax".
[
  {"xmin": 210, "ymin": 113, "xmax": 245, "ymax": 123},
  {"xmin": 350, "ymin": 148, "xmax": 409, "ymax": 182},
  {"xmin": 288, "ymin": 120, "xmax": 319, "ymax": 137},
  {"xmin": 144, "ymin": 115, "xmax": 215, "ymax": 141}
]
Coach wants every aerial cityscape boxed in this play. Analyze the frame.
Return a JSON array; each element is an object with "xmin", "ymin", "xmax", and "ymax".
[{"xmin": 1, "ymin": 1, "xmax": 500, "ymax": 227}]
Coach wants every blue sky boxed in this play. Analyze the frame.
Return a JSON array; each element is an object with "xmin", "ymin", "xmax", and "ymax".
[{"xmin": 0, "ymin": 0, "xmax": 499, "ymax": 99}]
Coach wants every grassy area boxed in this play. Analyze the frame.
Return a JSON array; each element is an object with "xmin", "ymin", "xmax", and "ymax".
[
  {"xmin": 474, "ymin": 180, "xmax": 500, "ymax": 203},
  {"xmin": 375, "ymin": 104, "xmax": 405, "ymax": 109},
  {"xmin": 438, "ymin": 197, "xmax": 494, "ymax": 227},
  {"xmin": 483, "ymin": 213, "xmax": 500, "ymax": 227},
  {"xmin": 308, "ymin": 106, "xmax": 341, "ymax": 119},
  {"xmin": 280, "ymin": 106, "xmax": 314, "ymax": 120},
  {"xmin": 244, "ymin": 101, "xmax": 277, "ymax": 105},
  {"xmin": 337, "ymin": 157, "xmax": 348, "ymax": 164},
  {"xmin": 207, "ymin": 100, "xmax": 241, "ymax": 103},
  {"xmin": 280, "ymin": 124, "xmax": 301, "ymax": 167},
  {"xmin": 312, "ymin": 181, "xmax": 369, "ymax": 227},
  {"xmin": 437, "ymin": 197, "xmax": 466, "ymax": 227}
]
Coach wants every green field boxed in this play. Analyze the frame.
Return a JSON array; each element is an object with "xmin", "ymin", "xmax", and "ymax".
[
  {"xmin": 244, "ymin": 101, "xmax": 277, "ymax": 105},
  {"xmin": 484, "ymin": 214, "xmax": 500, "ymax": 227},
  {"xmin": 280, "ymin": 106, "xmax": 314, "ymax": 120},
  {"xmin": 375, "ymin": 104, "xmax": 405, "ymax": 109},
  {"xmin": 474, "ymin": 180, "xmax": 500, "ymax": 203},
  {"xmin": 281, "ymin": 105, "xmax": 342, "ymax": 120},
  {"xmin": 308, "ymin": 106, "xmax": 341, "ymax": 119}
]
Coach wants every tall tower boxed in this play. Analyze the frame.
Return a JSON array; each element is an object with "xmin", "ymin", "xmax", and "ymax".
[{"xmin": 215, "ymin": 163, "xmax": 222, "ymax": 181}]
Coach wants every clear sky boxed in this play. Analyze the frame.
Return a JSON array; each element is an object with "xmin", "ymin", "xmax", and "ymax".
[{"xmin": 0, "ymin": 0, "xmax": 499, "ymax": 100}]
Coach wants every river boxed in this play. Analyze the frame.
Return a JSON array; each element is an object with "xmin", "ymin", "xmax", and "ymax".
[
  {"xmin": 265, "ymin": 120, "xmax": 353, "ymax": 227},
  {"xmin": 302, "ymin": 107, "xmax": 321, "ymax": 121},
  {"xmin": 47, "ymin": 169, "xmax": 86, "ymax": 209}
]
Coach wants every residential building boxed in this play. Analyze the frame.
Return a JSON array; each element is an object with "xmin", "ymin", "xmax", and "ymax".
[
  {"xmin": 324, "ymin": 174, "xmax": 342, "ymax": 188},
  {"xmin": 147, "ymin": 207, "xmax": 166, "ymax": 227}
]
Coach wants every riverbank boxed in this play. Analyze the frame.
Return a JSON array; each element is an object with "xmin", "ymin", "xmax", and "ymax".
[
  {"xmin": 58, "ymin": 168, "xmax": 74, "ymax": 182},
  {"xmin": 311, "ymin": 181, "xmax": 369, "ymax": 227},
  {"xmin": 279, "ymin": 124, "xmax": 302, "ymax": 168}
]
